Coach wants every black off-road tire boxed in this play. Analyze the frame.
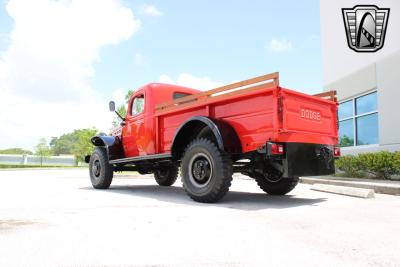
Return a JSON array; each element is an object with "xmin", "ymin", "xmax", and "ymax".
[
  {"xmin": 154, "ymin": 165, "xmax": 179, "ymax": 186},
  {"xmin": 89, "ymin": 147, "xmax": 113, "ymax": 189},
  {"xmin": 254, "ymin": 173, "xmax": 298, "ymax": 195},
  {"xmin": 181, "ymin": 138, "xmax": 233, "ymax": 203}
]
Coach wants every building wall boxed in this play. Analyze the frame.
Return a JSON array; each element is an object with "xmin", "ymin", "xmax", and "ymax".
[
  {"xmin": 324, "ymin": 50, "xmax": 400, "ymax": 155},
  {"xmin": 320, "ymin": 0, "xmax": 400, "ymax": 85},
  {"xmin": 325, "ymin": 64, "xmax": 376, "ymax": 101},
  {"xmin": 375, "ymin": 51, "xmax": 400, "ymax": 148},
  {"xmin": 321, "ymin": 0, "xmax": 400, "ymax": 154}
]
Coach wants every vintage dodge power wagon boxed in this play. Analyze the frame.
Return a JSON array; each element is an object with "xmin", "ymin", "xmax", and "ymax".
[{"xmin": 87, "ymin": 72, "xmax": 340, "ymax": 203}]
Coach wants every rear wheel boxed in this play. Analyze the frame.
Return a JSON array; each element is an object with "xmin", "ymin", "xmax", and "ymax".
[
  {"xmin": 181, "ymin": 138, "xmax": 233, "ymax": 203},
  {"xmin": 154, "ymin": 165, "xmax": 179, "ymax": 186},
  {"xmin": 254, "ymin": 172, "xmax": 298, "ymax": 195},
  {"xmin": 89, "ymin": 147, "xmax": 113, "ymax": 189}
]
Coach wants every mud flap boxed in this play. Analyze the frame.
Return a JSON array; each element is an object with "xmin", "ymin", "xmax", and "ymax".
[{"xmin": 282, "ymin": 143, "xmax": 335, "ymax": 177}]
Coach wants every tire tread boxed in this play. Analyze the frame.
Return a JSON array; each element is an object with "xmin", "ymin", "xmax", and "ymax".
[
  {"xmin": 181, "ymin": 138, "xmax": 233, "ymax": 203},
  {"xmin": 89, "ymin": 147, "xmax": 113, "ymax": 189},
  {"xmin": 154, "ymin": 165, "xmax": 179, "ymax": 186},
  {"xmin": 255, "ymin": 175, "xmax": 298, "ymax": 195}
]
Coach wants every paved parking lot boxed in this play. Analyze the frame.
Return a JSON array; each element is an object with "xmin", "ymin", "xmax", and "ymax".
[{"xmin": 0, "ymin": 169, "xmax": 399, "ymax": 267}]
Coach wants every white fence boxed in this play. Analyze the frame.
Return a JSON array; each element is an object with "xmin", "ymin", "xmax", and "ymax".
[{"xmin": 0, "ymin": 154, "xmax": 76, "ymax": 166}]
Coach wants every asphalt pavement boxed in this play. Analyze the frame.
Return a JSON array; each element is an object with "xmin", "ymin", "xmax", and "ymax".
[{"xmin": 0, "ymin": 169, "xmax": 399, "ymax": 267}]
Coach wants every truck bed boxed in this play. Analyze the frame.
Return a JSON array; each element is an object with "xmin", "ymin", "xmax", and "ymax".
[{"xmin": 154, "ymin": 72, "xmax": 338, "ymax": 154}]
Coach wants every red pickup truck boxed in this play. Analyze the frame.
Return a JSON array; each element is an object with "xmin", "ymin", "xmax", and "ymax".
[{"xmin": 87, "ymin": 72, "xmax": 339, "ymax": 203}]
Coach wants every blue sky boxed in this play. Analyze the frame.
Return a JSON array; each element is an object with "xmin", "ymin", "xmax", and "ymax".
[
  {"xmin": 93, "ymin": 0, "xmax": 322, "ymax": 95},
  {"xmin": 0, "ymin": 0, "xmax": 321, "ymax": 149}
]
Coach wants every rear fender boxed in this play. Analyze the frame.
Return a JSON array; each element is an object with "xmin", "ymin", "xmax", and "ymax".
[{"xmin": 171, "ymin": 116, "xmax": 241, "ymax": 159}]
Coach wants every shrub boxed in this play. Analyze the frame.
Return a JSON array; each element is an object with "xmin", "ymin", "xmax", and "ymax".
[
  {"xmin": 357, "ymin": 151, "xmax": 399, "ymax": 179},
  {"xmin": 394, "ymin": 151, "xmax": 400, "ymax": 173},
  {"xmin": 335, "ymin": 155, "xmax": 365, "ymax": 178},
  {"xmin": 335, "ymin": 151, "xmax": 400, "ymax": 180}
]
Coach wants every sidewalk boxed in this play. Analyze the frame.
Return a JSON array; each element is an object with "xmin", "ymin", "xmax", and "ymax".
[{"xmin": 300, "ymin": 176, "xmax": 400, "ymax": 196}]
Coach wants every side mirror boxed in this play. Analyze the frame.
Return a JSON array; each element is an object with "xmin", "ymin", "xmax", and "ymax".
[
  {"xmin": 109, "ymin": 101, "xmax": 115, "ymax": 112},
  {"xmin": 109, "ymin": 100, "xmax": 125, "ymax": 122}
]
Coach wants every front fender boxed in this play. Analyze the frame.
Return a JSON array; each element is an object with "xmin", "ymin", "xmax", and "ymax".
[
  {"xmin": 87, "ymin": 135, "xmax": 124, "ymax": 162},
  {"xmin": 91, "ymin": 135, "xmax": 116, "ymax": 147}
]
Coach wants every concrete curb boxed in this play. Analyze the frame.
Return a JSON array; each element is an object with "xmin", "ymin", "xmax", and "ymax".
[
  {"xmin": 311, "ymin": 183, "xmax": 375, "ymax": 198},
  {"xmin": 301, "ymin": 177, "xmax": 400, "ymax": 196}
]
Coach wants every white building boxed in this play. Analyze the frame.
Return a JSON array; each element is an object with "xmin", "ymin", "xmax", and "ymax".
[{"xmin": 321, "ymin": 0, "xmax": 400, "ymax": 154}]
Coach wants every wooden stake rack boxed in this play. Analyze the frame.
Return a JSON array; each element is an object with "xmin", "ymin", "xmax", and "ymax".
[
  {"xmin": 155, "ymin": 72, "xmax": 280, "ymax": 113},
  {"xmin": 155, "ymin": 72, "xmax": 337, "ymax": 114}
]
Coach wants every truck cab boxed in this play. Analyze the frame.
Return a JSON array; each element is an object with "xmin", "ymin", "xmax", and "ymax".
[{"xmin": 121, "ymin": 84, "xmax": 200, "ymax": 157}]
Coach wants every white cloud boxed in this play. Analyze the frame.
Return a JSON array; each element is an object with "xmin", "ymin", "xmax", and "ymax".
[
  {"xmin": 141, "ymin": 4, "xmax": 162, "ymax": 16},
  {"xmin": 112, "ymin": 88, "xmax": 126, "ymax": 107},
  {"xmin": 159, "ymin": 74, "xmax": 175, "ymax": 84},
  {"xmin": 0, "ymin": 0, "xmax": 141, "ymax": 150},
  {"xmin": 267, "ymin": 37, "xmax": 293, "ymax": 52},
  {"xmin": 159, "ymin": 73, "xmax": 223, "ymax": 91},
  {"xmin": 0, "ymin": 92, "xmax": 115, "ymax": 150}
]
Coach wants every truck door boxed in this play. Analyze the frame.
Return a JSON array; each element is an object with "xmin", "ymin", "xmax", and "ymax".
[{"xmin": 122, "ymin": 93, "xmax": 145, "ymax": 157}]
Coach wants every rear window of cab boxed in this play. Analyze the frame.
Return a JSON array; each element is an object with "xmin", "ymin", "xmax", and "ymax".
[{"xmin": 173, "ymin": 92, "xmax": 191, "ymax": 100}]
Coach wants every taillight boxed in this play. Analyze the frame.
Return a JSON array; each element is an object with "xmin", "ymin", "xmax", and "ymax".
[
  {"xmin": 269, "ymin": 142, "xmax": 284, "ymax": 155},
  {"xmin": 334, "ymin": 146, "xmax": 341, "ymax": 157}
]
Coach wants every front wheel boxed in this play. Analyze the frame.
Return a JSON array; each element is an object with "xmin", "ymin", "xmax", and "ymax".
[
  {"xmin": 89, "ymin": 147, "xmax": 113, "ymax": 189},
  {"xmin": 181, "ymin": 138, "xmax": 233, "ymax": 203},
  {"xmin": 254, "ymin": 172, "xmax": 298, "ymax": 195}
]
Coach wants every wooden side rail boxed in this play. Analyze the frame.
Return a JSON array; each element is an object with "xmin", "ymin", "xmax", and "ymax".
[
  {"xmin": 155, "ymin": 72, "xmax": 280, "ymax": 113},
  {"xmin": 313, "ymin": 90, "xmax": 337, "ymax": 102}
]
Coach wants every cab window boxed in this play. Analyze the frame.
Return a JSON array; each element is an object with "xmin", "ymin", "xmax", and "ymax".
[
  {"xmin": 173, "ymin": 92, "xmax": 191, "ymax": 100},
  {"xmin": 130, "ymin": 95, "xmax": 145, "ymax": 115}
]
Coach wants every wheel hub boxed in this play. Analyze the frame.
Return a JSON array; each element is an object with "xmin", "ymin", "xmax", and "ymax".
[
  {"xmin": 92, "ymin": 160, "xmax": 101, "ymax": 177},
  {"xmin": 189, "ymin": 153, "xmax": 213, "ymax": 187},
  {"xmin": 192, "ymin": 159, "xmax": 211, "ymax": 182}
]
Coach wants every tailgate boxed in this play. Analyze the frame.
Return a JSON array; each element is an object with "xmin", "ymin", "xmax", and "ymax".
[{"xmin": 280, "ymin": 89, "xmax": 337, "ymax": 137}]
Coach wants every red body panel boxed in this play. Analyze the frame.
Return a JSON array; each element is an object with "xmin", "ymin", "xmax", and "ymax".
[{"xmin": 120, "ymin": 83, "xmax": 338, "ymax": 158}]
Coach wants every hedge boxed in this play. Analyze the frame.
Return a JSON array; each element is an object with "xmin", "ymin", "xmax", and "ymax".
[{"xmin": 335, "ymin": 151, "xmax": 400, "ymax": 180}]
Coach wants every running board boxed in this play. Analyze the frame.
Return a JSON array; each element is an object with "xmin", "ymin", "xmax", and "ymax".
[{"xmin": 109, "ymin": 153, "xmax": 172, "ymax": 165}]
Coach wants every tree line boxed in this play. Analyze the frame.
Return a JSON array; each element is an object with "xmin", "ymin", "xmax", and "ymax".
[
  {"xmin": 1, "ymin": 90, "xmax": 134, "ymax": 164},
  {"xmin": 0, "ymin": 128, "xmax": 98, "ymax": 164}
]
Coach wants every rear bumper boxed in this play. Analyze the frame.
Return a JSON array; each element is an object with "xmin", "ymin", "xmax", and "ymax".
[{"xmin": 282, "ymin": 142, "xmax": 335, "ymax": 177}]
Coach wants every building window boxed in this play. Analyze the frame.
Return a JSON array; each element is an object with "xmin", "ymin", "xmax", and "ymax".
[{"xmin": 338, "ymin": 91, "xmax": 378, "ymax": 147}]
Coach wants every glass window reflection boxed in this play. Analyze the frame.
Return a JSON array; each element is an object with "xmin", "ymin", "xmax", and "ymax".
[
  {"xmin": 356, "ymin": 92, "xmax": 377, "ymax": 115},
  {"xmin": 339, "ymin": 100, "xmax": 353, "ymax": 120},
  {"xmin": 356, "ymin": 113, "xmax": 379, "ymax": 145},
  {"xmin": 339, "ymin": 119, "xmax": 354, "ymax": 147}
]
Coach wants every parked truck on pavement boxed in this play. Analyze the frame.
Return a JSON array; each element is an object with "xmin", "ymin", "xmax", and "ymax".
[{"xmin": 87, "ymin": 72, "xmax": 340, "ymax": 203}]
